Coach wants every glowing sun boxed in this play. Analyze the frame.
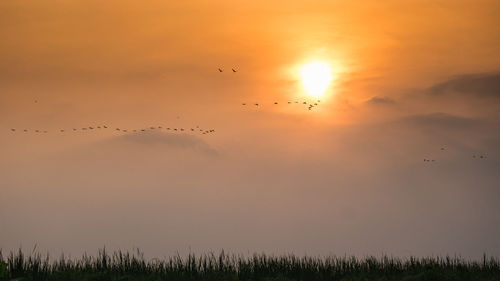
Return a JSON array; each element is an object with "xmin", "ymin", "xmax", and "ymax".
[{"xmin": 300, "ymin": 61, "xmax": 333, "ymax": 98}]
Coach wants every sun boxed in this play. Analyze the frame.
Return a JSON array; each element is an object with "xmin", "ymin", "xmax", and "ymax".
[{"xmin": 299, "ymin": 61, "xmax": 333, "ymax": 98}]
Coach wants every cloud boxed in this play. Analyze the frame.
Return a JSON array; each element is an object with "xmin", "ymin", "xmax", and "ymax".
[
  {"xmin": 428, "ymin": 72, "xmax": 500, "ymax": 99},
  {"xmin": 117, "ymin": 131, "xmax": 217, "ymax": 154},
  {"xmin": 396, "ymin": 112, "xmax": 478, "ymax": 130},
  {"xmin": 366, "ymin": 96, "xmax": 396, "ymax": 105}
]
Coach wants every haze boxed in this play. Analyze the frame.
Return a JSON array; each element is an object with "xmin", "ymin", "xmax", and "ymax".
[{"xmin": 1, "ymin": 0, "xmax": 500, "ymax": 259}]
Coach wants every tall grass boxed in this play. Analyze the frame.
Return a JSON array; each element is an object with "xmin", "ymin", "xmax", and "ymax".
[{"xmin": 0, "ymin": 249, "xmax": 499, "ymax": 281}]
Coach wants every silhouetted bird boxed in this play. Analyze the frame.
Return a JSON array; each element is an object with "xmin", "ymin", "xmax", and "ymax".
[
  {"xmin": 116, "ymin": 128, "xmax": 120, "ymax": 131},
  {"xmin": 89, "ymin": 127, "xmax": 94, "ymax": 130},
  {"xmin": 141, "ymin": 129, "xmax": 145, "ymax": 132},
  {"xmin": 103, "ymin": 125, "xmax": 108, "ymax": 129},
  {"xmin": 35, "ymin": 130, "xmax": 40, "ymax": 133},
  {"xmin": 232, "ymin": 68, "xmax": 237, "ymax": 72},
  {"xmin": 24, "ymin": 129, "xmax": 27, "ymax": 132},
  {"xmin": 218, "ymin": 68, "xmax": 223, "ymax": 72},
  {"xmin": 255, "ymin": 103, "xmax": 259, "ymax": 106},
  {"xmin": 191, "ymin": 128, "xmax": 194, "ymax": 131},
  {"xmin": 167, "ymin": 128, "xmax": 171, "ymax": 130},
  {"xmin": 174, "ymin": 128, "xmax": 178, "ymax": 131},
  {"xmin": 274, "ymin": 102, "xmax": 278, "ymax": 104},
  {"xmin": 123, "ymin": 130, "xmax": 127, "ymax": 132},
  {"xmin": 11, "ymin": 129, "xmax": 15, "ymax": 132},
  {"xmin": 60, "ymin": 130, "xmax": 64, "ymax": 132},
  {"xmin": 480, "ymin": 155, "xmax": 484, "ymax": 159},
  {"xmin": 242, "ymin": 103, "xmax": 246, "ymax": 105},
  {"xmin": 288, "ymin": 101, "xmax": 291, "ymax": 104},
  {"xmin": 73, "ymin": 128, "xmax": 77, "ymax": 131},
  {"xmin": 441, "ymin": 148, "xmax": 445, "ymax": 150},
  {"xmin": 303, "ymin": 102, "xmax": 307, "ymax": 104},
  {"xmin": 181, "ymin": 128, "xmax": 184, "ymax": 131}
]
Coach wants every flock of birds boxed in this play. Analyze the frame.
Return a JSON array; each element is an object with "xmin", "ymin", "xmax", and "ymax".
[
  {"xmin": 241, "ymin": 100, "xmax": 322, "ymax": 111},
  {"xmin": 9, "ymin": 125, "xmax": 216, "ymax": 135},
  {"xmin": 9, "ymin": 67, "xmax": 323, "ymax": 137},
  {"xmin": 218, "ymin": 68, "xmax": 237, "ymax": 73},
  {"xmin": 5, "ymin": 68, "xmax": 494, "ymax": 164},
  {"xmin": 423, "ymin": 147, "xmax": 488, "ymax": 163}
]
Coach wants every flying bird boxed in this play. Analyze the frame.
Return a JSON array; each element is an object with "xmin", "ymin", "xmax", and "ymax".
[
  {"xmin": 11, "ymin": 129, "xmax": 15, "ymax": 132},
  {"xmin": 274, "ymin": 102, "xmax": 278, "ymax": 105},
  {"xmin": 218, "ymin": 68, "xmax": 223, "ymax": 72},
  {"xmin": 232, "ymin": 68, "xmax": 237, "ymax": 72},
  {"xmin": 242, "ymin": 103, "xmax": 246, "ymax": 105},
  {"xmin": 255, "ymin": 103, "xmax": 259, "ymax": 106}
]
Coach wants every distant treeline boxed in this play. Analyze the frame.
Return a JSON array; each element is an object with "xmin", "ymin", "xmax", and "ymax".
[{"xmin": 0, "ymin": 249, "xmax": 499, "ymax": 281}]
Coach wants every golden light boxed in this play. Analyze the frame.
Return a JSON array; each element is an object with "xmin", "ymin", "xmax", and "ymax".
[{"xmin": 299, "ymin": 61, "xmax": 333, "ymax": 98}]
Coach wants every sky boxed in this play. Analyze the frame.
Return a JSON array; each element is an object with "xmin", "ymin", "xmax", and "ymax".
[{"xmin": 1, "ymin": 0, "xmax": 500, "ymax": 259}]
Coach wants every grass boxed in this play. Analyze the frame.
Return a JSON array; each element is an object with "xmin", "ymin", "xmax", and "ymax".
[{"xmin": 0, "ymin": 249, "xmax": 499, "ymax": 281}]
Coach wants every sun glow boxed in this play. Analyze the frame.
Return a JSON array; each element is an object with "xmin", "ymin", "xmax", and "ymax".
[{"xmin": 300, "ymin": 61, "xmax": 333, "ymax": 98}]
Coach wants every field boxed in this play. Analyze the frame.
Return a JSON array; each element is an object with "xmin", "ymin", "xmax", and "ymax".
[{"xmin": 0, "ymin": 249, "xmax": 499, "ymax": 281}]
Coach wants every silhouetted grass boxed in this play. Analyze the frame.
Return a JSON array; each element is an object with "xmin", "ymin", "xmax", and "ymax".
[{"xmin": 0, "ymin": 249, "xmax": 499, "ymax": 281}]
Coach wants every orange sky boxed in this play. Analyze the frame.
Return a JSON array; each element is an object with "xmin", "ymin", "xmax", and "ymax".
[{"xmin": 1, "ymin": 0, "xmax": 500, "ymax": 258}]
